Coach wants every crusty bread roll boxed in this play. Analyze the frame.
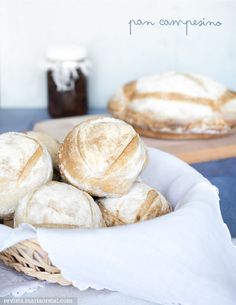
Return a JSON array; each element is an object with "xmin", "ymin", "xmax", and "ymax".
[
  {"xmin": 0, "ymin": 132, "xmax": 53, "ymax": 217},
  {"xmin": 58, "ymin": 117, "xmax": 147, "ymax": 197},
  {"xmin": 97, "ymin": 182, "xmax": 171, "ymax": 226},
  {"xmin": 26, "ymin": 131, "xmax": 60, "ymax": 169},
  {"xmin": 14, "ymin": 181, "xmax": 104, "ymax": 228},
  {"xmin": 108, "ymin": 71, "xmax": 236, "ymax": 139}
]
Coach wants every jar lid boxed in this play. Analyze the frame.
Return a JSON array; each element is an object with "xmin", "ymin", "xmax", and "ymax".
[{"xmin": 46, "ymin": 46, "xmax": 87, "ymax": 62}]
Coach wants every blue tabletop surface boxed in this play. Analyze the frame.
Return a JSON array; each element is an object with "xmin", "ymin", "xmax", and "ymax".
[{"xmin": 0, "ymin": 108, "xmax": 236, "ymax": 237}]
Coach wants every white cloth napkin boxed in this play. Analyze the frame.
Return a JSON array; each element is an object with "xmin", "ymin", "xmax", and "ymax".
[{"xmin": 0, "ymin": 148, "xmax": 236, "ymax": 305}]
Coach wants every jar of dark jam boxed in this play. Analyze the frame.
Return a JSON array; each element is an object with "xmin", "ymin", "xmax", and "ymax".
[{"xmin": 46, "ymin": 46, "xmax": 89, "ymax": 118}]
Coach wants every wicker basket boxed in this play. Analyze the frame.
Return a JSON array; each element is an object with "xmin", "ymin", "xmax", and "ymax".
[{"xmin": 0, "ymin": 219, "xmax": 71, "ymax": 286}]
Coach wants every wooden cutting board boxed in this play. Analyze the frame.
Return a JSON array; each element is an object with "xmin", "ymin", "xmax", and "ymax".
[{"xmin": 33, "ymin": 114, "xmax": 236, "ymax": 164}]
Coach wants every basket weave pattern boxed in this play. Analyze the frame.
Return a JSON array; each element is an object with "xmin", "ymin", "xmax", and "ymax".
[{"xmin": 0, "ymin": 239, "xmax": 71, "ymax": 286}]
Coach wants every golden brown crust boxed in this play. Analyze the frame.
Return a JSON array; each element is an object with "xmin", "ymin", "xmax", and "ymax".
[
  {"xmin": 109, "ymin": 93, "xmax": 236, "ymax": 116},
  {"xmin": 136, "ymin": 190, "xmax": 171, "ymax": 221},
  {"xmin": 107, "ymin": 100, "xmax": 122, "ymax": 117},
  {"xmin": 108, "ymin": 74, "xmax": 236, "ymax": 139},
  {"xmin": 123, "ymin": 81, "xmax": 137, "ymax": 100},
  {"xmin": 58, "ymin": 128, "xmax": 124, "ymax": 195},
  {"xmin": 123, "ymin": 108, "xmax": 234, "ymax": 131},
  {"xmin": 110, "ymin": 90, "xmax": 236, "ymax": 110},
  {"xmin": 117, "ymin": 76, "xmax": 236, "ymax": 108},
  {"xmin": 109, "ymin": 102, "xmax": 236, "ymax": 139},
  {"xmin": 30, "ymin": 223, "xmax": 79, "ymax": 229},
  {"xmin": 140, "ymin": 128, "xmax": 225, "ymax": 139},
  {"xmin": 220, "ymin": 90, "xmax": 236, "ymax": 105},
  {"xmin": 132, "ymin": 92, "xmax": 219, "ymax": 109},
  {"xmin": 134, "ymin": 127, "xmax": 234, "ymax": 140},
  {"xmin": 26, "ymin": 131, "xmax": 61, "ymax": 169},
  {"xmin": 0, "ymin": 133, "xmax": 53, "ymax": 218},
  {"xmin": 100, "ymin": 207, "xmax": 126, "ymax": 227},
  {"xmin": 98, "ymin": 182, "xmax": 171, "ymax": 227},
  {"xmin": 17, "ymin": 145, "xmax": 43, "ymax": 184},
  {"xmin": 135, "ymin": 189, "xmax": 158, "ymax": 221},
  {"xmin": 105, "ymin": 134, "xmax": 139, "ymax": 175},
  {"xmin": 58, "ymin": 129, "xmax": 86, "ymax": 186},
  {"xmin": 58, "ymin": 117, "xmax": 147, "ymax": 197}
]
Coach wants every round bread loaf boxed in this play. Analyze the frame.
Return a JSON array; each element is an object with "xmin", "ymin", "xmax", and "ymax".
[
  {"xmin": 26, "ymin": 131, "xmax": 60, "ymax": 169},
  {"xmin": 58, "ymin": 117, "xmax": 147, "ymax": 197},
  {"xmin": 97, "ymin": 182, "xmax": 171, "ymax": 226},
  {"xmin": 108, "ymin": 71, "xmax": 236, "ymax": 139},
  {"xmin": 14, "ymin": 181, "xmax": 104, "ymax": 228},
  {"xmin": 0, "ymin": 132, "xmax": 53, "ymax": 217}
]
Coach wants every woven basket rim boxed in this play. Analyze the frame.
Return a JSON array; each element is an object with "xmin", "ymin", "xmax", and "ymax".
[{"xmin": 0, "ymin": 238, "xmax": 72, "ymax": 286}]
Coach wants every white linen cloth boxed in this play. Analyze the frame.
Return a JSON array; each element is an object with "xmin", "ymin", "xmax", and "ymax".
[
  {"xmin": 0, "ymin": 260, "xmax": 157, "ymax": 305},
  {"xmin": 0, "ymin": 148, "xmax": 236, "ymax": 305}
]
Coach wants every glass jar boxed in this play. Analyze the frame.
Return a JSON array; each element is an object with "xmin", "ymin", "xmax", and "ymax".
[{"xmin": 46, "ymin": 46, "xmax": 90, "ymax": 118}]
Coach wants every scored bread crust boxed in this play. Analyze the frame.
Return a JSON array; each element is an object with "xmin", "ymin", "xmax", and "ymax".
[
  {"xmin": 26, "ymin": 131, "xmax": 60, "ymax": 169},
  {"xmin": 0, "ymin": 132, "xmax": 53, "ymax": 217},
  {"xmin": 58, "ymin": 117, "xmax": 147, "ymax": 197},
  {"xmin": 14, "ymin": 181, "xmax": 105, "ymax": 228},
  {"xmin": 108, "ymin": 72, "xmax": 236, "ymax": 139},
  {"xmin": 97, "ymin": 181, "xmax": 171, "ymax": 226}
]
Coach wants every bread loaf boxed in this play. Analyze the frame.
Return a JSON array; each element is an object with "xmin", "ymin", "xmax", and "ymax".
[
  {"xmin": 58, "ymin": 117, "xmax": 147, "ymax": 197},
  {"xmin": 0, "ymin": 132, "xmax": 53, "ymax": 217},
  {"xmin": 108, "ymin": 71, "xmax": 236, "ymax": 139},
  {"xmin": 14, "ymin": 181, "xmax": 104, "ymax": 228},
  {"xmin": 97, "ymin": 181, "xmax": 171, "ymax": 226}
]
